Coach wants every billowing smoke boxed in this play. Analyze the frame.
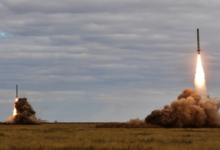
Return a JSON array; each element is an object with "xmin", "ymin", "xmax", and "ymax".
[
  {"xmin": 4, "ymin": 98, "xmax": 40, "ymax": 124},
  {"xmin": 127, "ymin": 118, "xmax": 145, "ymax": 125},
  {"xmin": 145, "ymin": 89, "xmax": 220, "ymax": 127},
  {"xmin": 142, "ymin": 54, "xmax": 220, "ymax": 128}
]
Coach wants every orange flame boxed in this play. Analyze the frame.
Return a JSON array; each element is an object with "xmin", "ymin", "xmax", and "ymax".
[{"xmin": 13, "ymin": 98, "xmax": 18, "ymax": 116}]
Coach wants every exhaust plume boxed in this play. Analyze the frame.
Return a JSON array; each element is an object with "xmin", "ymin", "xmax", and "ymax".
[
  {"xmin": 4, "ymin": 98, "xmax": 40, "ymax": 124},
  {"xmin": 145, "ymin": 89, "xmax": 220, "ymax": 127},
  {"xmin": 194, "ymin": 55, "xmax": 207, "ymax": 96},
  {"xmin": 144, "ymin": 55, "xmax": 220, "ymax": 128}
]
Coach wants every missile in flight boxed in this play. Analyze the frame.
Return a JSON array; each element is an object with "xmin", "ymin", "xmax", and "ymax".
[
  {"xmin": 197, "ymin": 28, "xmax": 201, "ymax": 54},
  {"xmin": 16, "ymin": 85, "xmax": 18, "ymax": 98}
]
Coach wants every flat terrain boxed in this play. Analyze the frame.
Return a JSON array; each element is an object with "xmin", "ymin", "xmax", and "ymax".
[{"xmin": 0, "ymin": 123, "xmax": 220, "ymax": 150}]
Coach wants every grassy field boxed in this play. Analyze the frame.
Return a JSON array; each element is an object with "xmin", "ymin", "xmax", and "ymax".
[{"xmin": 0, "ymin": 123, "xmax": 220, "ymax": 150}]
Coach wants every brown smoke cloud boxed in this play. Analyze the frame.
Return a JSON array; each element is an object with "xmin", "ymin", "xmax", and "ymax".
[
  {"xmin": 145, "ymin": 89, "xmax": 220, "ymax": 128},
  {"xmin": 127, "ymin": 118, "xmax": 145, "ymax": 125},
  {"xmin": 4, "ymin": 98, "xmax": 40, "ymax": 124}
]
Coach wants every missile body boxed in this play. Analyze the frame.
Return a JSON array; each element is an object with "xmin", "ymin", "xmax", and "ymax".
[
  {"xmin": 16, "ymin": 85, "xmax": 18, "ymax": 98},
  {"xmin": 197, "ymin": 28, "xmax": 201, "ymax": 54}
]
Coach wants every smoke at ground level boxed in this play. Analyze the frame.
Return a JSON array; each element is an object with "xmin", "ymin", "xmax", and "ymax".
[
  {"xmin": 4, "ymin": 98, "xmax": 40, "ymax": 124},
  {"xmin": 145, "ymin": 89, "xmax": 220, "ymax": 128}
]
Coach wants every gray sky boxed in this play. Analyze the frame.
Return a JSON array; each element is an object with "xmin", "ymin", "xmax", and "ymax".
[{"xmin": 0, "ymin": 0, "xmax": 220, "ymax": 122}]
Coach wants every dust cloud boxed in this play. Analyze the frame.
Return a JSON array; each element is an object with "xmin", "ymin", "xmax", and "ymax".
[
  {"xmin": 4, "ymin": 98, "xmax": 40, "ymax": 124},
  {"xmin": 127, "ymin": 118, "xmax": 145, "ymax": 125},
  {"xmin": 145, "ymin": 89, "xmax": 220, "ymax": 127}
]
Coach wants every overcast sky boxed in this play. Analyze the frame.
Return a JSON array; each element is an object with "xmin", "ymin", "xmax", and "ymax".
[{"xmin": 0, "ymin": 0, "xmax": 220, "ymax": 122}]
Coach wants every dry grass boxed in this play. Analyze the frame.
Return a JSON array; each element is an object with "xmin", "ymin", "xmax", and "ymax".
[
  {"xmin": 96, "ymin": 123, "xmax": 161, "ymax": 128},
  {"xmin": 0, "ymin": 124, "xmax": 220, "ymax": 150}
]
